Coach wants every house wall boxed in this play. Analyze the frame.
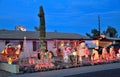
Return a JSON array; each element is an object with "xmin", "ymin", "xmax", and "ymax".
[
  {"xmin": 0, "ymin": 40, "xmax": 5, "ymax": 52},
  {"xmin": 1, "ymin": 39, "xmax": 96, "ymax": 57},
  {"xmin": 25, "ymin": 40, "xmax": 33, "ymax": 53},
  {"xmin": 47, "ymin": 40, "xmax": 54, "ymax": 51},
  {"xmin": 85, "ymin": 40, "xmax": 97, "ymax": 48},
  {"xmin": 99, "ymin": 41, "xmax": 112, "ymax": 47},
  {"xmin": 20, "ymin": 40, "xmax": 56, "ymax": 58}
]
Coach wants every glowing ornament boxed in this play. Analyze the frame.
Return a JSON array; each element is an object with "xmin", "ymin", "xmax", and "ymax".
[
  {"xmin": 60, "ymin": 41, "xmax": 64, "ymax": 47},
  {"xmin": 73, "ymin": 52, "xmax": 76, "ymax": 56},
  {"xmin": 8, "ymin": 57, "xmax": 12, "ymax": 64}
]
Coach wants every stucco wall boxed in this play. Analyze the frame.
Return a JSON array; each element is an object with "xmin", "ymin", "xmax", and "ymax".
[
  {"xmin": 47, "ymin": 40, "xmax": 54, "ymax": 51},
  {"xmin": 0, "ymin": 40, "xmax": 5, "ymax": 52}
]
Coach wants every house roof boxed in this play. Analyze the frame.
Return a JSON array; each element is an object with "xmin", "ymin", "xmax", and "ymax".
[
  {"xmin": 106, "ymin": 37, "xmax": 120, "ymax": 41},
  {"xmin": 100, "ymin": 35, "xmax": 120, "ymax": 41},
  {"xmin": 0, "ymin": 30, "xmax": 89, "ymax": 40}
]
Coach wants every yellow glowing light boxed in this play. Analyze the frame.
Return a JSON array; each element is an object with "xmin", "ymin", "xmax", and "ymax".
[
  {"xmin": 61, "ymin": 43, "xmax": 64, "ymax": 47},
  {"xmin": 60, "ymin": 41, "xmax": 64, "ymax": 47},
  {"xmin": 8, "ymin": 57, "xmax": 12, "ymax": 64},
  {"xmin": 73, "ymin": 52, "xmax": 76, "ymax": 56}
]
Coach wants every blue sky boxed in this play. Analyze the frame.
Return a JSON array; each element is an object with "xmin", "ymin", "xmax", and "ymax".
[{"xmin": 0, "ymin": 0, "xmax": 120, "ymax": 36}]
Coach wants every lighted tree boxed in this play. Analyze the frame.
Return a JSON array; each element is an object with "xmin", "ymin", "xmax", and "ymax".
[{"xmin": 38, "ymin": 6, "xmax": 46, "ymax": 52}]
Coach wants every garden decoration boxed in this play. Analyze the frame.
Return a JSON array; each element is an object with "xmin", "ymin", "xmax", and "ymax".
[
  {"xmin": 38, "ymin": 6, "xmax": 46, "ymax": 62},
  {"xmin": 0, "ymin": 43, "xmax": 21, "ymax": 64}
]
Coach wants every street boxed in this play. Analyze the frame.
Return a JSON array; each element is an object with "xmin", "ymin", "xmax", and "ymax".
[
  {"xmin": 65, "ymin": 68, "xmax": 120, "ymax": 77},
  {"xmin": 5, "ymin": 62, "xmax": 120, "ymax": 77}
]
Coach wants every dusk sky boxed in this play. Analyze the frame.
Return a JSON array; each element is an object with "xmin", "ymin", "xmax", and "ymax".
[{"xmin": 0, "ymin": 0, "xmax": 120, "ymax": 36}]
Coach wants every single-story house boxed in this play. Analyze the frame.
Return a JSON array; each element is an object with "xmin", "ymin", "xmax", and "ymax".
[
  {"xmin": 0, "ymin": 30, "xmax": 90, "ymax": 56},
  {"xmin": 98, "ymin": 35, "xmax": 120, "ymax": 47}
]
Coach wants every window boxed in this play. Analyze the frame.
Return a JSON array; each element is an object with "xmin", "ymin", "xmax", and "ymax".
[
  {"xmin": 5, "ymin": 40, "xmax": 10, "ymax": 45},
  {"xmin": 33, "ymin": 41, "xmax": 37, "ymax": 51},
  {"xmin": 20, "ymin": 41, "xmax": 23, "ymax": 51}
]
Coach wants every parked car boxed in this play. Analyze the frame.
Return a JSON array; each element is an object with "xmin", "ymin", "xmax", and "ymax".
[{"xmin": 107, "ymin": 44, "xmax": 120, "ymax": 54}]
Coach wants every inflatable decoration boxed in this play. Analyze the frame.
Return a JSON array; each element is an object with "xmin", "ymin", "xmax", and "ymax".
[
  {"xmin": 60, "ymin": 41, "xmax": 64, "ymax": 47},
  {"xmin": 0, "ymin": 43, "xmax": 21, "ymax": 64}
]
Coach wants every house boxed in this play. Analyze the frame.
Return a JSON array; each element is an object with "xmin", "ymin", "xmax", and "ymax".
[
  {"xmin": 0, "ymin": 30, "xmax": 89, "ymax": 57},
  {"xmin": 98, "ymin": 35, "xmax": 120, "ymax": 47}
]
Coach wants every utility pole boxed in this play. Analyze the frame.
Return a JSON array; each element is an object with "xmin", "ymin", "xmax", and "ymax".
[
  {"xmin": 98, "ymin": 15, "xmax": 101, "ymax": 49},
  {"xmin": 98, "ymin": 15, "xmax": 101, "ymax": 37}
]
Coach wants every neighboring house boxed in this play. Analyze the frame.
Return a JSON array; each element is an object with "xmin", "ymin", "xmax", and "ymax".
[
  {"xmin": 99, "ymin": 35, "xmax": 120, "ymax": 47},
  {"xmin": 106, "ymin": 37, "xmax": 120, "ymax": 44},
  {"xmin": 0, "ymin": 30, "xmax": 89, "ymax": 57}
]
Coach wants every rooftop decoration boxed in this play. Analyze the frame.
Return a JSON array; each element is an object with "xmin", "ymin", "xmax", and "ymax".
[{"xmin": 15, "ymin": 26, "xmax": 26, "ymax": 31}]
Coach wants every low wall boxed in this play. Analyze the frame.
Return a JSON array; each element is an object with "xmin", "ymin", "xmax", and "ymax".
[{"xmin": 0, "ymin": 63, "xmax": 19, "ymax": 73}]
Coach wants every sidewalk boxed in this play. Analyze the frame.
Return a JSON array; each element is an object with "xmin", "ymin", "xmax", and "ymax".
[{"xmin": 9, "ymin": 62, "xmax": 120, "ymax": 77}]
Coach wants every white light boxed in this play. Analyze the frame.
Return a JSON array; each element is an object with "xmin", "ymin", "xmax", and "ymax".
[{"xmin": 73, "ymin": 52, "xmax": 76, "ymax": 56}]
